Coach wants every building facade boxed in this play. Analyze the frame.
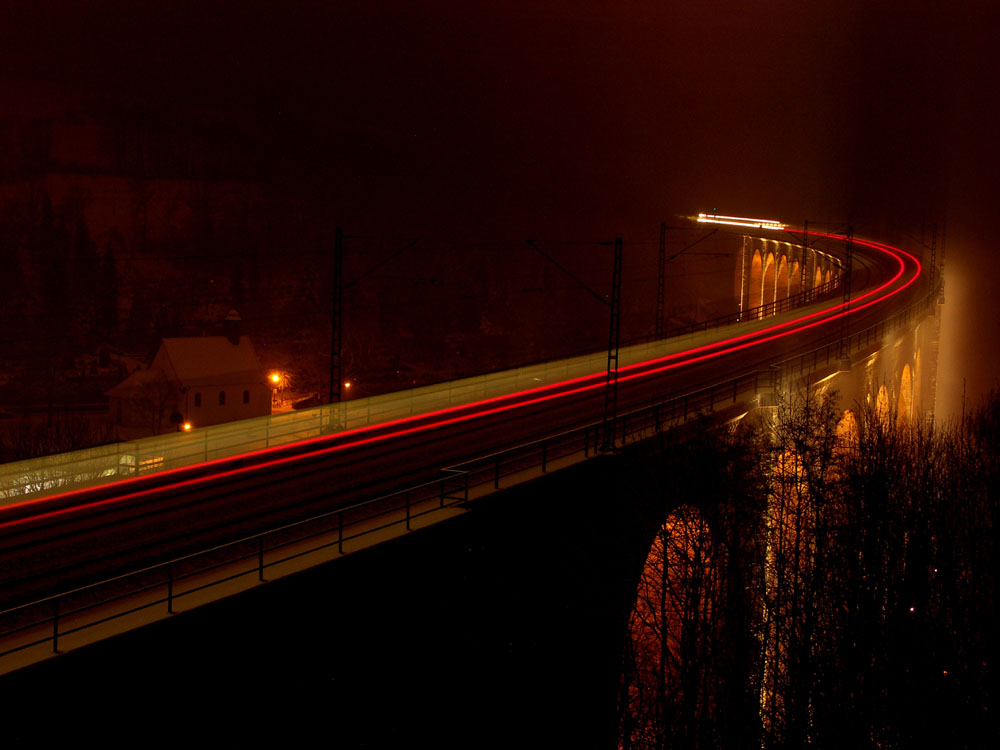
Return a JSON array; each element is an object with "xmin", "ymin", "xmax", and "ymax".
[{"xmin": 108, "ymin": 329, "xmax": 270, "ymax": 436}]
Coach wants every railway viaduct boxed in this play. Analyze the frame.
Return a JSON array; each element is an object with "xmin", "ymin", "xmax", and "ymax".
[{"xmin": 0, "ymin": 223, "xmax": 943, "ymax": 746}]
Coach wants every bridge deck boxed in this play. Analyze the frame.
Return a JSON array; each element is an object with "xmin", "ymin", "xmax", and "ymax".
[{"xmin": 0, "ymin": 230, "xmax": 930, "ymax": 675}]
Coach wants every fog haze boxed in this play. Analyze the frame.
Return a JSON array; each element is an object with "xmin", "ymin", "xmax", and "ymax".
[{"xmin": 2, "ymin": 0, "xmax": 996, "ymax": 415}]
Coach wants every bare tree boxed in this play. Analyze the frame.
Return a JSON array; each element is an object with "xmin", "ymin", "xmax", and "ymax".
[
  {"xmin": 619, "ymin": 418, "xmax": 768, "ymax": 750},
  {"xmin": 618, "ymin": 390, "xmax": 998, "ymax": 750},
  {"xmin": 134, "ymin": 370, "xmax": 178, "ymax": 435}
]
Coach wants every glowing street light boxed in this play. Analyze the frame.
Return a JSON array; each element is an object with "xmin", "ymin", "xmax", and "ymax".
[
  {"xmin": 269, "ymin": 371, "xmax": 290, "ymax": 407},
  {"xmin": 697, "ymin": 212, "xmax": 786, "ymax": 230},
  {"xmin": 182, "ymin": 422, "xmax": 193, "ymax": 432}
]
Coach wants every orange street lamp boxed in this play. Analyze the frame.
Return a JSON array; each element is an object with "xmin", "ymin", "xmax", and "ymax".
[{"xmin": 270, "ymin": 371, "xmax": 289, "ymax": 406}]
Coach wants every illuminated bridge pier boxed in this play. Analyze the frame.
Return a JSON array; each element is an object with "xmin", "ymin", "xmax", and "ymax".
[{"xmin": 737, "ymin": 234, "xmax": 843, "ymax": 319}]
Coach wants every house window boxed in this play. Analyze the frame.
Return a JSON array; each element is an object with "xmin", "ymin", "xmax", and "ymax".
[
  {"xmin": 219, "ymin": 390, "xmax": 226, "ymax": 406},
  {"xmin": 194, "ymin": 393, "xmax": 201, "ymax": 408},
  {"xmin": 243, "ymin": 389, "xmax": 250, "ymax": 404}
]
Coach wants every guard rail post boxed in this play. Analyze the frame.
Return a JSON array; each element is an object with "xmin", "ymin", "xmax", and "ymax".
[
  {"xmin": 258, "ymin": 537, "xmax": 265, "ymax": 582},
  {"xmin": 52, "ymin": 600, "xmax": 59, "ymax": 653}
]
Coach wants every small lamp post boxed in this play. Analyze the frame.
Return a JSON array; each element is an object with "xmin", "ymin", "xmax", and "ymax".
[{"xmin": 270, "ymin": 371, "xmax": 290, "ymax": 406}]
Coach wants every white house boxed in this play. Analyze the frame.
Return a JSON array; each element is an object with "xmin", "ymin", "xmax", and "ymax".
[{"xmin": 108, "ymin": 318, "xmax": 270, "ymax": 436}]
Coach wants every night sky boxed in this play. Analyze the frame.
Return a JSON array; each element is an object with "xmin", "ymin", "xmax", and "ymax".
[{"xmin": 2, "ymin": 0, "xmax": 997, "ymax": 416}]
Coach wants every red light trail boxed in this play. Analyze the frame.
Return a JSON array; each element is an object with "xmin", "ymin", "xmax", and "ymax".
[{"xmin": 0, "ymin": 232, "xmax": 922, "ymax": 532}]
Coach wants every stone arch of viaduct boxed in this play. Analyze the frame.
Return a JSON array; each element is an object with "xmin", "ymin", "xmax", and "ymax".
[
  {"xmin": 598, "ymin": 298, "xmax": 940, "ymax": 744},
  {"xmin": 572, "ymin": 253, "xmax": 940, "ymax": 742},
  {"xmin": 737, "ymin": 234, "xmax": 841, "ymax": 318},
  {"xmin": 819, "ymin": 315, "xmax": 935, "ymax": 433}
]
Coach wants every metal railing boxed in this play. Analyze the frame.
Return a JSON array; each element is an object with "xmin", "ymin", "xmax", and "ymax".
[
  {"xmin": 632, "ymin": 275, "xmax": 842, "ymax": 346},
  {"xmin": 0, "ymin": 279, "xmax": 841, "ymax": 505},
  {"xmin": 0, "ymin": 369, "xmax": 764, "ymax": 665},
  {"xmin": 0, "ymin": 275, "xmax": 934, "ymax": 668}
]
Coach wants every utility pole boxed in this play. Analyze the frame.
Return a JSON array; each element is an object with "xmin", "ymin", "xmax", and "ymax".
[
  {"xmin": 930, "ymin": 222, "xmax": 937, "ymax": 271},
  {"xmin": 938, "ymin": 217, "xmax": 947, "ymax": 304},
  {"xmin": 940, "ymin": 215, "xmax": 947, "ymax": 267},
  {"xmin": 330, "ymin": 225, "xmax": 344, "ymax": 404},
  {"xmin": 838, "ymin": 225, "xmax": 853, "ymax": 360},
  {"xmin": 655, "ymin": 221, "xmax": 666, "ymax": 338},
  {"xmin": 601, "ymin": 237, "xmax": 623, "ymax": 452},
  {"xmin": 801, "ymin": 219, "xmax": 808, "ymax": 292}
]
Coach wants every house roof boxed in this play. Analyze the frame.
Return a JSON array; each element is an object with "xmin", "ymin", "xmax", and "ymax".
[
  {"xmin": 159, "ymin": 335, "xmax": 264, "ymax": 386},
  {"xmin": 105, "ymin": 368, "xmax": 172, "ymax": 398}
]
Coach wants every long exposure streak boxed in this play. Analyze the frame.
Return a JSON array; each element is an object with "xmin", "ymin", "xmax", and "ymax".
[{"xmin": 0, "ymin": 232, "xmax": 921, "ymax": 531}]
